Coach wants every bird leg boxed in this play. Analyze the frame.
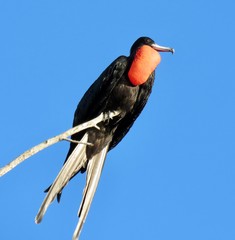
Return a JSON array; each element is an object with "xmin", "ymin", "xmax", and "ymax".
[{"xmin": 103, "ymin": 110, "xmax": 118, "ymax": 124}]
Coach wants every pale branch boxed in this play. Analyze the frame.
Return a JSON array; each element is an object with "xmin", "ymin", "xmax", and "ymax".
[
  {"xmin": 0, "ymin": 111, "xmax": 120, "ymax": 177},
  {"xmin": 62, "ymin": 138, "xmax": 94, "ymax": 146}
]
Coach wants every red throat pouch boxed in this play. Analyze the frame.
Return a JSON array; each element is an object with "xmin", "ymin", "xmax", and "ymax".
[{"xmin": 128, "ymin": 45, "xmax": 161, "ymax": 86}]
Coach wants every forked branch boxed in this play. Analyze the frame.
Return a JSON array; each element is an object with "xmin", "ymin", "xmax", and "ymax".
[{"xmin": 0, "ymin": 111, "xmax": 120, "ymax": 177}]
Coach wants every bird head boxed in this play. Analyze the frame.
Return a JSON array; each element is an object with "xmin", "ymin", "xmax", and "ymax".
[
  {"xmin": 128, "ymin": 37, "xmax": 174, "ymax": 86},
  {"xmin": 130, "ymin": 36, "xmax": 174, "ymax": 55}
]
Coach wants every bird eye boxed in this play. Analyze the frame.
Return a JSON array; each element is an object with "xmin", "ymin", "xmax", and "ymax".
[{"xmin": 145, "ymin": 38, "xmax": 152, "ymax": 44}]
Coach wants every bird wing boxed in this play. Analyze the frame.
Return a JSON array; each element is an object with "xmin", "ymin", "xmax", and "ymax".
[
  {"xmin": 72, "ymin": 144, "xmax": 109, "ymax": 240},
  {"xmin": 65, "ymin": 56, "xmax": 128, "ymax": 160},
  {"xmin": 35, "ymin": 133, "xmax": 89, "ymax": 224},
  {"xmin": 72, "ymin": 55, "xmax": 128, "ymax": 127},
  {"xmin": 110, "ymin": 72, "xmax": 155, "ymax": 150},
  {"xmin": 37, "ymin": 56, "xmax": 128, "ymax": 226}
]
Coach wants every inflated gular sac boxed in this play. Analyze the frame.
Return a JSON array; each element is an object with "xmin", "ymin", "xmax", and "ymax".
[{"xmin": 128, "ymin": 45, "xmax": 161, "ymax": 86}]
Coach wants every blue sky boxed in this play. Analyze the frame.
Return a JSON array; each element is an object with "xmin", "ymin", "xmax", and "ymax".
[{"xmin": 1, "ymin": 0, "xmax": 235, "ymax": 239}]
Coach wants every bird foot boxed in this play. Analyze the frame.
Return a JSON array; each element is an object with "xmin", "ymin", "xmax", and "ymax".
[{"xmin": 103, "ymin": 111, "xmax": 116, "ymax": 124}]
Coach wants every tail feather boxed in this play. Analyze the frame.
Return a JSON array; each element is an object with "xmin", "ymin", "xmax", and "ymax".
[
  {"xmin": 35, "ymin": 133, "xmax": 89, "ymax": 224},
  {"xmin": 72, "ymin": 145, "xmax": 109, "ymax": 240}
]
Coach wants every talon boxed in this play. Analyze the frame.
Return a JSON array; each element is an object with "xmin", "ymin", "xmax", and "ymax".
[
  {"xmin": 103, "ymin": 111, "xmax": 114, "ymax": 124},
  {"xmin": 109, "ymin": 111, "xmax": 115, "ymax": 120}
]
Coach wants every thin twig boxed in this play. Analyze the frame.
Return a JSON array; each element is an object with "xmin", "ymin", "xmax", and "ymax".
[
  {"xmin": 0, "ymin": 111, "xmax": 120, "ymax": 177},
  {"xmin": 62, "ymin": 138, "xmax": 94, "ymax": 146}
]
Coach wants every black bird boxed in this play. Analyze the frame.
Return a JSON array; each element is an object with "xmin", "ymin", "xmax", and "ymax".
[{"xmin": 35, "ymin": 36, "xmax": 174, "ymax": 240}]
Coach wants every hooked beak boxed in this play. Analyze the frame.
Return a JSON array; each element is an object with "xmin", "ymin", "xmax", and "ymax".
[{"xmin": 151, "ymin": 43, "xmax": 175, "ymax": 54}]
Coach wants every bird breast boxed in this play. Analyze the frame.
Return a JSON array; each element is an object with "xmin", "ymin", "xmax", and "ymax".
[{"xmin": 109, "ymin": 79, "xmax": 139, "ymax": 114}]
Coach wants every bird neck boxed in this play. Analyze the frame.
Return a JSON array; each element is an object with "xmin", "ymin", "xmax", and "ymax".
[{"xmin": 128, "ymin": 45, "xmax": 161, "ymax": 86}]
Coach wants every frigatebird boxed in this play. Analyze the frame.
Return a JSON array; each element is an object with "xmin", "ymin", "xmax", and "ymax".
[{"xmin": 35, "ymin": 36, "xmax": 174, "ymax": 240}]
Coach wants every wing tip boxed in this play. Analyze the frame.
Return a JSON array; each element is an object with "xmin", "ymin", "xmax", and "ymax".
[
  {"xmin": 35, "ymin": 215, "xmax": 42, "ymax": 224},
  {"xmin": 34, "ymin": 201, "xmax": 49, "ymax": 224},
  {"xmin": 72, "ymin": 219, "xmax": 83, "ymax": 240}
]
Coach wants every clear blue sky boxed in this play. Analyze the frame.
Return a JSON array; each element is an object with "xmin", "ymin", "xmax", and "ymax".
[{"xmin": 1, "ymin": 0, "xmax": 235, "ymax": 240}]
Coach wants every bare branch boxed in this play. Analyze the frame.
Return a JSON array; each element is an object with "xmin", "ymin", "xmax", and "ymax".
[
  {"xmin": 62, "ymin": 138, "xmax": 94, "ymax": 146},
  {"xmin": 0, "ymin": 111, "xmax": 120, "ymax": 177}
]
